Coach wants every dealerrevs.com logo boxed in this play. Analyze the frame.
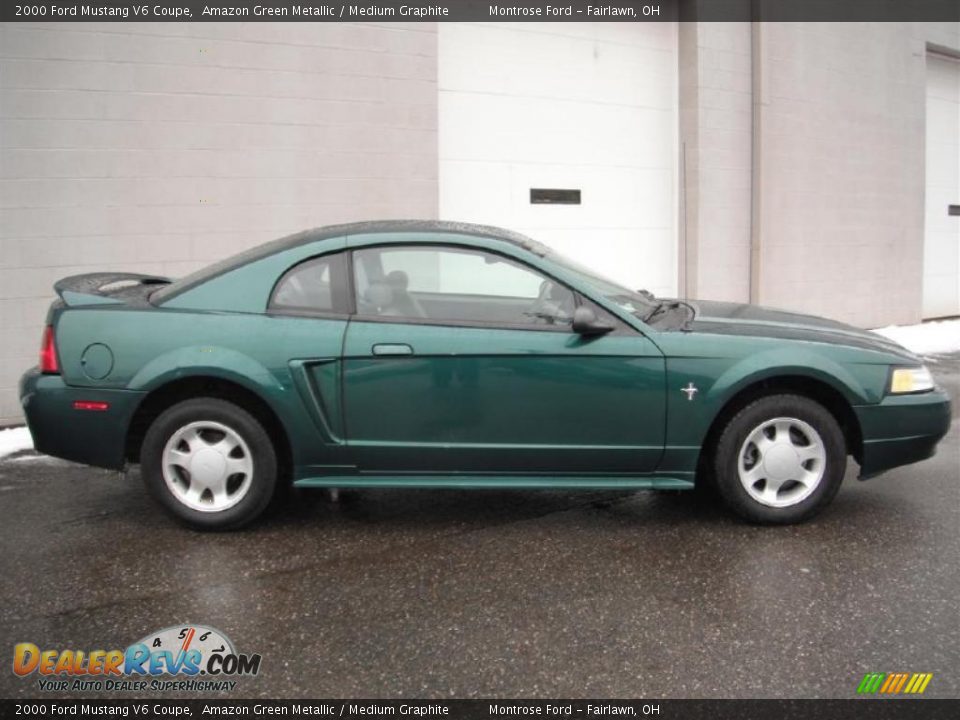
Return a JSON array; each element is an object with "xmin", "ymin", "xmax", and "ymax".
[{"xmin": 13, "ymin": 625, "xmax": 261, "ymax": 693}]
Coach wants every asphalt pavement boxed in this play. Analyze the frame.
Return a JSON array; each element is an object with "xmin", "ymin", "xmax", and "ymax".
[{"xmin": 1, "ymin": 353, "xmax": 957, "ymax": 699}]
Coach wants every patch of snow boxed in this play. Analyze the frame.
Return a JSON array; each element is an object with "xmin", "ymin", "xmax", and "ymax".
[
  {"xmin": 872, "ymin": 318, "xmax": 960, "ymax": 357},
  {"xmin": 0, "ymin": 427, "xmax": 34, "ymax": 460},
  {"xmin": 8, "ymin": 454, "xmax": 68, "ymax": 466}
]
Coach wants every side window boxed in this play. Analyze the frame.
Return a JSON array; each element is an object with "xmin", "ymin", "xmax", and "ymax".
[
  {"xmin": 270, "ymin": 252, "xmax": 348, "ymax": 315},
  {"xmin": 352, "ymin": 245, "xmax": 577, "ymax": 328}
]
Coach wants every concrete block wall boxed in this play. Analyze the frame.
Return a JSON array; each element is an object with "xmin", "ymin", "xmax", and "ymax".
[
  {"xmin": 0, "ymin": 22, "xmax": 438, "ymax": 423},
  {"xmin": 753, "ymin": 22, "xmax": 929, "ymax": 327},
  {"xmin": 679, "ymin": 21, "xmax": 753, "ymax": 303},
  {"xmin": 682, "ymin": 21, "xmax": 960, "ymax": 327}
]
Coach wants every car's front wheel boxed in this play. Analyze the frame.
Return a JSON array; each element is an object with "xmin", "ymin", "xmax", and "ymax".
[
  {"xmin": 713, "ymin": 394, "xmax": 846, "ymax": 524},
  {"xmin": 141, "ymin": 398, "xmax": 277, "ymax": 530}
]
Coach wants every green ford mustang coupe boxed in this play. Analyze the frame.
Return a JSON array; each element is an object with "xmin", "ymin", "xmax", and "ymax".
[{"xmin": 19, "ymin": 221, "xmax": 952, "ymax": 529}]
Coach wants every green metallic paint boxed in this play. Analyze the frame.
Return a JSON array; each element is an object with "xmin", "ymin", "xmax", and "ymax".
[
  {"xmin": 52, "ymin": 306, "xmax": 350, "ymax": 470},
  {"xmin": 19, "ymin": 370, "xmax": 143, "ymax": 470},
  {"xmin": 289, "ymin": 359, "xmax": 345, "ymax": 443},
  {"xmin": 651, "ymin": 333, "xmax": 940, "ymax": 477},
  {"xmin": 19, "ymin": 223, "xmax": 952, "ymax": 489},
  {"xmin": 163, "ymin": 236, "xmax": 348, "ymax": 313},
  {"xmin": 341, "ymin": 319, "xmax": 665, "ymax": 473},
  {"xmin": 854, "ymin": 392, "xmax": 954, "ymax": 477}
]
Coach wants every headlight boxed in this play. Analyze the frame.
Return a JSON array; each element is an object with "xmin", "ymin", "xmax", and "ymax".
[{"xmin": 889, "ymin": 366, "xmax": 935, "ymax": 394}]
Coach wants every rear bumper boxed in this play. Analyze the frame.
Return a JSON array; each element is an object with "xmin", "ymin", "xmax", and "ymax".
[
  {"xmin": 854, "ymin": 389, "xmax": 952, "ymax": 479},
  {"xmin": 19, "ymin": 368, "xmax": 145, "ymax": 470}
]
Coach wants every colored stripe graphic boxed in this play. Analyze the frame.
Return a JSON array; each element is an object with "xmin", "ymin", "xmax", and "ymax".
[
  {"xmin": 879, "ymin": 674, "xmax": 898, "ymax": 693},
  {"xmin": 857, "ymin": 673, "xmax": 885, "ymax": 694},
  {"xmin": 911, "ymin": 674, "xmax": 933, "ymax": 694},
  {"xmin": 858, "ymin": 672, "xmax": 932, "ymax": 695}
]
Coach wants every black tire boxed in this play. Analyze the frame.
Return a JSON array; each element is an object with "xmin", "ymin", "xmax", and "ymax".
[
  {"xmin": 713, "ymin": 394, "xmax": 846, "ymax": 524},
  {"xmin": 141, "ymin": 398, "xmax": 277, "ymax": 530}
]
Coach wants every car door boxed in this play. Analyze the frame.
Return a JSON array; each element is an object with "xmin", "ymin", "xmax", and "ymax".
[{"xmin": 340, "ymin": 239, "xmax": 666, "ymax": 475}]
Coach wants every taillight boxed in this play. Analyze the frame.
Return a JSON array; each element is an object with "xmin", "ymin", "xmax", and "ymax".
[{"xmin": 39, "ymin": 325, "xmax": 59, "ymax": 374}]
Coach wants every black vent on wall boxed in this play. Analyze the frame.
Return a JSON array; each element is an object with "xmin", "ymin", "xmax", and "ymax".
[{"xmin": 530, "ymin": 188, "xmax": 581, "ymax": 205}]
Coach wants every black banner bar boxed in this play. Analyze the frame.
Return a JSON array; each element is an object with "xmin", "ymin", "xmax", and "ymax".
[
  {"xmin": 3, "ymin": 0, "xmax": 960, "ymax": 23},
  {"xmin": 2, "ymin": 700, "xmax": 960, "ymax": 720}
]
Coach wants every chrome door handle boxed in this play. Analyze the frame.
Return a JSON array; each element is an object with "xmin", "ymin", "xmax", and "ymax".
[{"xmin": 371, "ymin": 343, "xmax": 414, "ymax": 356}]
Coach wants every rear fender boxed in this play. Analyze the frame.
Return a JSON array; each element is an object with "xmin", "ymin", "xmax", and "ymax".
[
  {"xmin": 128, "ymin": 346, "xmax": 283, "ymax": 398},
  {"xmin": 125, "ymin": 346, "xmax": 317, "ymax": 464}
]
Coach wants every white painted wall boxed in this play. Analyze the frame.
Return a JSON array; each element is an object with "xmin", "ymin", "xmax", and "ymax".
[
  {"xmin": 438, "ymin": 22, "xmax": 678, "ymax": 297},
  {"xmin": 924, "ymin": 54, "xmax": 960, "ymax": 319}
]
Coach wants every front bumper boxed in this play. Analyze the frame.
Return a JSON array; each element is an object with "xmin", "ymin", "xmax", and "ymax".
[
  {"xmin": 854, "ymin": 388, "xmax": 952, "ymax": 479},
  {"xmin": 19, "ymin": 368, "xmax": 146, "ymax": 470}
]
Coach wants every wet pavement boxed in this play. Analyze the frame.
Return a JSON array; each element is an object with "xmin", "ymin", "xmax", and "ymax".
[{"xmin": 1, "ymin": 354, "xmax": 957, "ymax": 699}]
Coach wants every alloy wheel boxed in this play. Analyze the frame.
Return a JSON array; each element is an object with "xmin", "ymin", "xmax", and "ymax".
[
  {"xmin": 161, "ymin": 421, "xmax": 254, "ymax": 512},
  {"xmin": 737, "ymin": 417, "xmax": 827, "ymax": 508}
]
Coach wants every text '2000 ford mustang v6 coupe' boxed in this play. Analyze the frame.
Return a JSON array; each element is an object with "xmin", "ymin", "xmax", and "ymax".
[{"xmin": 20, "ymin": 221, "xmax": 951, "ymax": 529}]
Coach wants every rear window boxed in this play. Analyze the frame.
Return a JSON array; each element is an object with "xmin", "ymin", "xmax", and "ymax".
[{"xmin": 269, "ymin": 252, "xmax": 349, "ymax": 315}]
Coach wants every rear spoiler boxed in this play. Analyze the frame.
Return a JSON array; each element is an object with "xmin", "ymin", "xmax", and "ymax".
[{"xmin": 53, "ymin": 273, "xmax": 172, "ymax": 306}]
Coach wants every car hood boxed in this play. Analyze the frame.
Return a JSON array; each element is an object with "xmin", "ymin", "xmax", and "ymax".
[{"xmin": 687, "ymin": 300, "xmax": 917, "ymax": 359}]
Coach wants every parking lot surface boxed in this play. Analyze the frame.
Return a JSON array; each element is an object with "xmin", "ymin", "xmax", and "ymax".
[{"xmin": 1, "ymin": 354, "xmax": 957, "ymax": 699}]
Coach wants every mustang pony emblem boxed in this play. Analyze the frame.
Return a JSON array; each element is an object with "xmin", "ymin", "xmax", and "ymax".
[{"xmin": 682, "ymin": 382, "xmax": 699, "ymax": 401}]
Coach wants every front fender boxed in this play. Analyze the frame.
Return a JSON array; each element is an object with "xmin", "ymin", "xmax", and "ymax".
[
  {"xmin": 709, "ymin": 347, "xmax": 876, "ymax": 407},
  {"xmin": 658, "ymin": 344, "xmax": 890, "ymax": 476}
]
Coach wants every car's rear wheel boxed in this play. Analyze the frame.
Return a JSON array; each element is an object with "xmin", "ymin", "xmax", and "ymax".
[
  {"xmin": 141, "ymin": 398, "xmax": 277, "ymax": 530},
  {"xmin": 713, "ymin": 394, "xmax": 846, "ymax": 524}
]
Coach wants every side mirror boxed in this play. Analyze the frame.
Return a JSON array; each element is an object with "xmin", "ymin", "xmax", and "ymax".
[{"xmin": 572, "ymin": 306, "xmax": 613, "ymax": 336}]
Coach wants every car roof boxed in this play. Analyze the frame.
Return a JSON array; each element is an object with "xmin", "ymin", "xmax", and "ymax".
[
  {"xmin": 284, "ymin": 220, "xmax": 544, "ymax": 252},
  {"xmin": 152, "ymin": 220, "xmax": 548, "ymax": 304}
]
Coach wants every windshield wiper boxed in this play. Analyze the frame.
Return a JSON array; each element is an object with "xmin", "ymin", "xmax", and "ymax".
[
  {"xmin": 644, "ymin": 299, "xmax": 697, "ymax": 330},
  {"xmin": 644, "ymin": 301, "xmax": 669, "ymax": 323}
]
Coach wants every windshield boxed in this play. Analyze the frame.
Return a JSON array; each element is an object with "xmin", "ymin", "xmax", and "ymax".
[{"xmin": 545, "ymin": 250, "xmax": 658, "ymax": 317}]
